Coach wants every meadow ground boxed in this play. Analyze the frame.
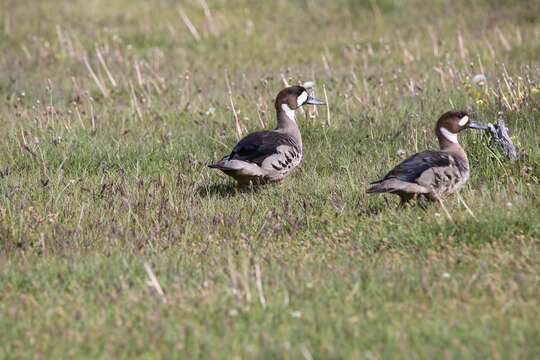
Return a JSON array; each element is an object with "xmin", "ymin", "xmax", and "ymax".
[{"xmin": 0, "ymin": 0, "xmax": 539, "ymax": 358}]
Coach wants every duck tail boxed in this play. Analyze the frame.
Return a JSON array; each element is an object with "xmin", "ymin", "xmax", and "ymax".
[
  {"xmin": 208, "ymin": 156, "xmax": 232, "ymax": 170},
  {"xmin": 367, "ymin": 178, "xmax": 429, "ymax": 195},
  {"xmin": 366, "ymin": 183, "xmax": 386, "ymax": 194},
  {"xmin": 208, "ymin": 162, "xmax": 235, "ymax": 171},
  {"xmin": 208, "ymin": 158, "xmax": 245, "ymax": 172},
  {"xmin": 366, "ymin": 177, "xmax": 386, "ymax": 193}
]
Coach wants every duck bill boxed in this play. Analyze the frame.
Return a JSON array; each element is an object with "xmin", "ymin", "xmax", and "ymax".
[
  {"xmin": 468, "ymin": 121, "xmax": 489, "ymax": 130},
  {"xmin": 305, "ymin": 96, "xmax": 325, "ymax": 106}
]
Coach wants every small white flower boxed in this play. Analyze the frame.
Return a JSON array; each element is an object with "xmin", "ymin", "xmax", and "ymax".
[
  {"xmin": 396, "ymin": 149, "xmax": 406, "ymax": 159},
  {"xmin": 442, "ymin": 272, "xmax": 451, "ymax": 279},
  {"xmin": 472, "ymin": 74, "xmax": 487, "ymax": 86},
  {"xmin": 290, "ymin": 310, "xmax": 302, "ymax": 318}
]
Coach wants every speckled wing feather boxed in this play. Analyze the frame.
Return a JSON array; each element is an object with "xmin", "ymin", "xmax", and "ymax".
[
  {"xmin": 229, "ymin": 131, "xmax": 300, "ymax": 166},
  {"xmin": 372, "ymin": 151, "xmax": 452, "ymax": 184}
]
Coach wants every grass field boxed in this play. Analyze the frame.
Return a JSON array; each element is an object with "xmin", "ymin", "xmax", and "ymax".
[{"xmin": 1, "ymin": 0, "xmax": 539, "ymax": 358}]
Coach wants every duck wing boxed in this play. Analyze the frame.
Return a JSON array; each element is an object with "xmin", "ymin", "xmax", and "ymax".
[
  {"xmin": 371, "ymin": 151, "xmax": 452, "ymax": 184},
  {"xmin": 228, "ymin": 131, "xmax": 300, "ymax": 166}
]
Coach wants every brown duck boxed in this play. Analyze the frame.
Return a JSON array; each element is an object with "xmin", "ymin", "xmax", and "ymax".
[
  {"xmin": 367, "ymin": 110, "xmax": 488, "ymax": 204},
  {"xmin": 209, "ymin": 86, "xmax": 326, "ymax": 186}
]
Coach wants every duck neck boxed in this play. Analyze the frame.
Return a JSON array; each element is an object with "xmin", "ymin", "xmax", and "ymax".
[
  {"xmin": 436, "ymin": 128, "xmax": 468, "ymax": 162},
  {"xmin": 276, "ymin": 104, "xmax": 302, "ymax": 147}
]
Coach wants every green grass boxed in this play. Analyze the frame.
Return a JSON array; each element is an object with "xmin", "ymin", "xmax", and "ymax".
[{"xmin": 1, "ymin": 0, "xmax": 539, "ymax": 358}]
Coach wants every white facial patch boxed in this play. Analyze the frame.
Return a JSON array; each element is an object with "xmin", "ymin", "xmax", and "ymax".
[
  {"xmin": 440, "ymin": 127, "xmax": 458, "ymax": 144},
  {"xmin": 281, "ymin": 103, "xmax": 295, "ymax": 121},
  {"xmin": 458, "ymin": 115, "xmax": 469, "ymax": 126},
  {"xmin": 297, "ymin": 91, "xmax": 308, "ymax": 107}
]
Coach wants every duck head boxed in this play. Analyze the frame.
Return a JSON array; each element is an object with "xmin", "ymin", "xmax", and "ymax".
[
  {"xmin": 435, "ymin": 110, "xmax": 488, "ymax": 149},
  {"xmin": 275, "ymin": 85, "xmax": 325, "ymax": 124}
]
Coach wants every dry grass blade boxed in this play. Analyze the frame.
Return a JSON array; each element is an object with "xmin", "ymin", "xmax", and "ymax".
[
  {"xmin": 437, "ymin": 198, "xmax": 454, "ymax": 223},
  {"xmin": 83, "ymin": 56, "xmax": 109, "ymax": 98},
  {"xmin": 198, "ymin": 0, "xmax": 218, "ymax": 36},
  {"xmin": 144, "ymin": 262, "xmax": 167, "ymax": 304},
  {"xmin": 129, "ymin": 80, "xmax": 143, "ymax": 120},
  {"xmin": 225, "ymin": 71, "xmax": 243, "ymax": 139},
  {"xmin": 178, "ymin": 7, "xmax": 201, "ymax": 41},
  {"xmin": 457, "ymin": 193, "xmax": 478, "ymax": 221},
  {"xmin": 323, "ymin": 84, "xmax": 330, "ymax": 126},
  {"xmin": 495, "ymin": 27, "xmax": 511, "ymax": 51},
  {"xmin": 96, "ymin": 47, "xmax": 117, "ymax": 88},
  {"xmin": 457, "ymin": 28, "xmax": 466, "ymax": 60},
  {"xmin": 254, "ymin": 259, "xmax": 266, "ymax": 307}
]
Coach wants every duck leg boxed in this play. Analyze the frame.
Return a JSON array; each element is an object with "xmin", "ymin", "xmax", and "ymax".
[
  {"xmin": 398, "ymin": 193, "xmax": 415, "ymax": 208},
  {"xmin": 235, "ymin": 182, "xmax": 242, "ymax": 192}
]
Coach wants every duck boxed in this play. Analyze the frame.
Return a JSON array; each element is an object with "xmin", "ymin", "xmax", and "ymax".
[
  {"xmin": 367, "ymin": 110, "xmax": 488, "ymax": 205},
  {"xmin": 209, "ymin": 85, "xmax": 326, "ymax": 186}
]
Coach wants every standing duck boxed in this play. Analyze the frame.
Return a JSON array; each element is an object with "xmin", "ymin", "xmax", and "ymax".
[
  {"xmin": 367, "ymin": 110, "xmax": 488, "ymax": 204},
  {"xmin": 209, "ymin": 85, "xmax": 325, "ymax": 186}
]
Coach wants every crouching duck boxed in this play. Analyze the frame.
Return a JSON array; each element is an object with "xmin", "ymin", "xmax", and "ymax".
[
  {"xmin": 209, "ymin": 85, "xmax": 325, "ymax": 186},
  {"xmin": 367, "ymin": 110, "xmax": 488, "ymax": 204}
]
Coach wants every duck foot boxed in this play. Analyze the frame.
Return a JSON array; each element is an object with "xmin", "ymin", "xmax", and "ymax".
[
  {"xmin": 399, "ymin": 200, "xmax": 411, "ymax": 208},
  {"xmin": 417, "ymin": 196, "xmax": 431, "ymax": 210}
]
